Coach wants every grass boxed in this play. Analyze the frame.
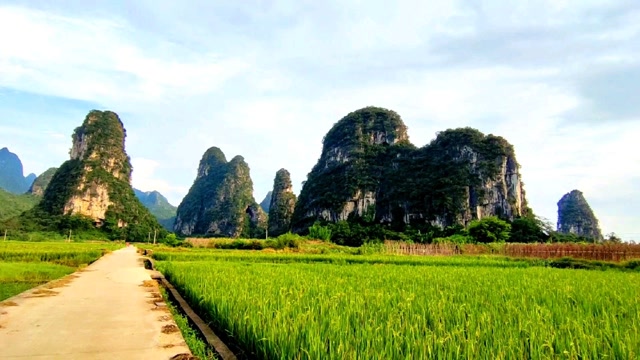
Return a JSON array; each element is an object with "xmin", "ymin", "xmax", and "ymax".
[
  {"xmin": 0, "ymin": 241, "xmax": 122, "ymax": 301},
  {"xmin": 154, "ymin": 249, "xmax": 640, "ymax": 359},
  {"xmin": 0, "ymin": 262, "xmax": 75, "ymax": 301},
  {"xmin": 159, "ymin": 287, "xmax": 218, "ymax": 360}
]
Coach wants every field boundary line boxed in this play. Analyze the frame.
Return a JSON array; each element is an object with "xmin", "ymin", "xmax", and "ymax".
[{"xmin": 147, "ymin": 258, "xmax": 237, "ymax": 360}]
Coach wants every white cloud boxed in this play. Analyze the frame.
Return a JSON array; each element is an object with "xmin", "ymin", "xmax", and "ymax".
[
  {"xmin": 0, "ymin": 6, "xmax": 247, "ymax": 107},
  {"xmin": 2, "ymin": 1, "xmax": 639, "ymax": 239}
]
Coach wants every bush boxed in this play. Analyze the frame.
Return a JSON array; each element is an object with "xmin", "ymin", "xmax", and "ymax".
[
  {"xmin": 468, "ymin": 217, "xmax": 511, "ymax": 244},
  {"xmin": 433, "ymin": 234, "xmax": 472, "ymax": 245},
  {"xmin": 308, "ymin": 223, "xmax": 332, "ymax": 242}
]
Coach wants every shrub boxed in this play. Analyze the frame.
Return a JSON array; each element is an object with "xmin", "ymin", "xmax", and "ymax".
[
  {"xmin": 308, "ymin": 223, "xmax": 332, "ymax": 242},
  {"xmin": 468, "ymin": 217, "xmax": 511, "ymax": 244}
]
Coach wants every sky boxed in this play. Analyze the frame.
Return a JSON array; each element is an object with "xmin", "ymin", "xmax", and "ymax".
[{"xmin": 0, "ymin": 1, "xmax": 638, "ymax": 240}]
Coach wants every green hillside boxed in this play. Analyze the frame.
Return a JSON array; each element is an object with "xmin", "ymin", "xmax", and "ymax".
[{"xmin": 0, "ymin": 188, "xmax": 39, "ymax": 221}]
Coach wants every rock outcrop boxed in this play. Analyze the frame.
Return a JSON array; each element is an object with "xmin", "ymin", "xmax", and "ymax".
[
  {"xmin": 134, "ymin": 189, "xmax": 177, "ymax": 231},
  {"xmin": 268, "ymin": 169, "xmax": 297, "ymax": 237},
  {"xmin": 557, "ymin": 190, "xmax": 602, "ymax": 241},
  {"xmin": 28, "ymin": 167, "xmax": 58, "ymax": 197},
  {"xmin": 174, "ymin": 147, "xmax": 267, "ymax": 238},
  {"xmin": 260, "ymin": 191, "xmax": 273, "ymax": 213},
  {"xmin": 292, "ymin": 106, "xmax": 528, "ymax": 231},
  {"xmin": 0, "ymin": 147, "xmax": 35, "ymax": 194},
  {"xmin": 33, "ymin": 110, "xmax": 162, "ymax": 240}
]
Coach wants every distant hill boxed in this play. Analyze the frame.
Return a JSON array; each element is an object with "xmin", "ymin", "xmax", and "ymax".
[
  {"xmin": 0, "ymin": 188, "xmax": 39, "ymax": 221},
  {"xmin": 260, "ymin": 191, "xmax": 273, "ymax": 213},
  {"xmin": 134, "ymin": 189, "xmax": 177, "ymax": 231},
  {"xmin": 0, "ymin": 147, "xmax": 36, "ymax": 194},
  {"xmin": 28, "ymin": 167, "xmax": 58, "ymax": 196}
]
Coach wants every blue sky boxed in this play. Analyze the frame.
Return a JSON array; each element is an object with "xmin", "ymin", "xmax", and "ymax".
[{"xmin": 1, "ymin": 1, "xmax": 639, "ymax": 239}]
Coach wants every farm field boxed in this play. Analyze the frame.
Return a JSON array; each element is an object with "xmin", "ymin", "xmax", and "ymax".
[
  {"xmin": 0, "ymin": 241, "xmax": 122, "ymax": 301},
  {"xmin": 152, "ymin": 248, "xmax": 640, "ymax": 359}
]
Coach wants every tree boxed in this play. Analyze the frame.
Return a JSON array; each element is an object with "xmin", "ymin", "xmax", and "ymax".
[
  {"xmin": 509, "ymin": 216, "xmax": 546, "ymax": 243},
  {"xmin": 468, "ymin": 216, "xmax": 511, "ymax": 243}
]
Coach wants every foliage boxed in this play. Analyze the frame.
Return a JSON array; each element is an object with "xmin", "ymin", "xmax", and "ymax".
[
  {"xmin": 508, "ymin": 215, "xmax": 548, "ymax": 243},
  {"xmin": 157, "ymin": 253, "xmax": 640, "ymax": 359},
  {"xmin": 0, "ymin": 188, "xmax": 40, "ymax": 222},
  {"xmin": 468, "ymin": 217, "xmax": 511, "ymax": 243},
  {"xmin": 308, "ymin": 222, "xmax": 332, "ymax": 241},
  {"xmin": 432, "ymin": 234, "xmax": 472, "ymax": 245}
]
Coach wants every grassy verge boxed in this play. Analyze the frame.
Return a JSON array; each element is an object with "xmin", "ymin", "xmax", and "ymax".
[
  {"xmin": 0, "ymin": 262, "xmax": 75, "ymax": 301},
  {"xmin": 0, "ymin": 241, "xmax": 123, "ymax": 301},
  {"xmin": 159, "ymin": 287, "xmax": 218, "ymax": 360}
]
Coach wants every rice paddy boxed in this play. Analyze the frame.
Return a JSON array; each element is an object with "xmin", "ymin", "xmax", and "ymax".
[
  {"xmin": 154, "ymin": 249, "xmax": 640, "ymax": 359},
  {"xmin": 0, "ymin": 241, "xmax": 121, "ymax": 301}
]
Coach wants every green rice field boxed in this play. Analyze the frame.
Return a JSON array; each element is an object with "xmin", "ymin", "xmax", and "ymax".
[
  {"xmin": 153, "ymin": 249, "xmax": 640, "ymax": 359},
  {"xmin": 0, "ymin": 241, "xmax": 121, "ymax": 301}
]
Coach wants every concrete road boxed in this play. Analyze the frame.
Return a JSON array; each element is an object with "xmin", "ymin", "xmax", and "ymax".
[{"xmin": 0, "ymin": 246, "xmax": 191, "ymax": 360}]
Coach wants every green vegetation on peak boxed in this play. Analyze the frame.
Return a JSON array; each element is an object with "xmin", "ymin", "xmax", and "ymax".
[
  {"xmin": 292, "ymin": 108, "xmax": 528, "ymax": 244},
  {"xmin": 557, "ymin": 190, "xmax": 602, "ymax": 241},
  {"xmin": 175, "ymin": 147, "xmax": 266, "ymax": 238},
  {"xmin": 268, "ymin": 168, "xmax": 297, "ymax": 237},
  {"xmin": 28, "ymin": 167, "xmax": 58, "ymax": 197},
  {"xmin": 7, "ymin": 110, "xmax": 165, "ymax": 241},
  {"xmin": 322, "ymin": 106, "xmax": 410, "ymax": 150}
]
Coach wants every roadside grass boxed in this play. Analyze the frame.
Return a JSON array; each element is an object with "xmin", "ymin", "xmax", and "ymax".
[
  {"xmin": 0, "ymin": 262, "xmax": 75, "ymax": 301},
  {"xmin": 159, "ymin": 287, "xmax": 218, "ymax": 360},
  {"xmin": 0, "ymin": 241, "xmax": 123, "ymax": 301}
]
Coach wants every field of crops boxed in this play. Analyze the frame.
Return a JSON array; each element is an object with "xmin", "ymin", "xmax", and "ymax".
[
  {"xmin": 0, "ymin": 241, "xmax": 122, "ymax": 301},
  {"xmin": 154, "ymin": 250, "xmax": 640, "ymax": 359}
]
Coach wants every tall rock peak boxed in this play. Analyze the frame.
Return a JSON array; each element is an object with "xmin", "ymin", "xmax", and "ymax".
[
  {"xmin": 175, "ymin": 147, "xmax": 266, "ymax": 238},
  {"xmin": 292, "ymin": 109, "xmax": 527, "ymax": 231},
  {"xmin": 69, "ymin": 110, "xmax": 129, "ymax": 181},
  {"xmin": 268, "ymin": 168, "xmax": 297, "ymax": 237},
  {"xmin": 557, "ymin": 190, "xmax": 602, "ymax": 241},
  {"xmin": 33, "ymin": 110, "xmax": 161, "ymax": 240},
  {"xmin": 197, "ymin": 147, "xmax": 227, "ymax": 179}
]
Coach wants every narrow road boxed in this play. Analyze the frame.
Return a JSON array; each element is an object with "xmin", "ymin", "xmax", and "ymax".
[{"xmin": 0, "ymin": 246, "xmax": 191, "ymax": 360}]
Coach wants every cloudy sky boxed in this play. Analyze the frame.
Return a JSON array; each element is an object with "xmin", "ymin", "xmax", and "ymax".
[{"xmin": 1, "ymin": 0, "xmax": 638, "ymax": 239}]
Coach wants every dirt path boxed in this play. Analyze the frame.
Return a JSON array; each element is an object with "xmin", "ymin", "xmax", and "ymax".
[{"xmin": 0, "ymin": 246, "xmax": 191, "ymax": 360}]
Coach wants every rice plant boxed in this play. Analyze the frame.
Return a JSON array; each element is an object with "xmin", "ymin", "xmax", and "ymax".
[{"xmin": 157, "ymin": 256, "xmax": 640, "ymax": 359}]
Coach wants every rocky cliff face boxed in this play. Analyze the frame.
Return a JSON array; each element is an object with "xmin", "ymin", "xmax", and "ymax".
[
  {"xmin": 557, "ymin": 190, "xmax": 602, "ymax": 241},
  {"xmin": 35, "ymin": 110, "xmax": 161, "ymax": 240},
  {"xmin": 268, "ymin": 169, "xmax": 297, "ymax": 237},
  {"xmin": 292, "ymin": 107, "xmax": 527, "ymax": 231},
  {"xmin": 175, "ymin": 147, "xmax": 266, "ymax": 238},
  {"xmin": 0, "ymin": 148, "xmax": 35, "ymax": 194},
  {"xmin": 28, "ymin": 167, "xmax": 58, "ymax": 197}
]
